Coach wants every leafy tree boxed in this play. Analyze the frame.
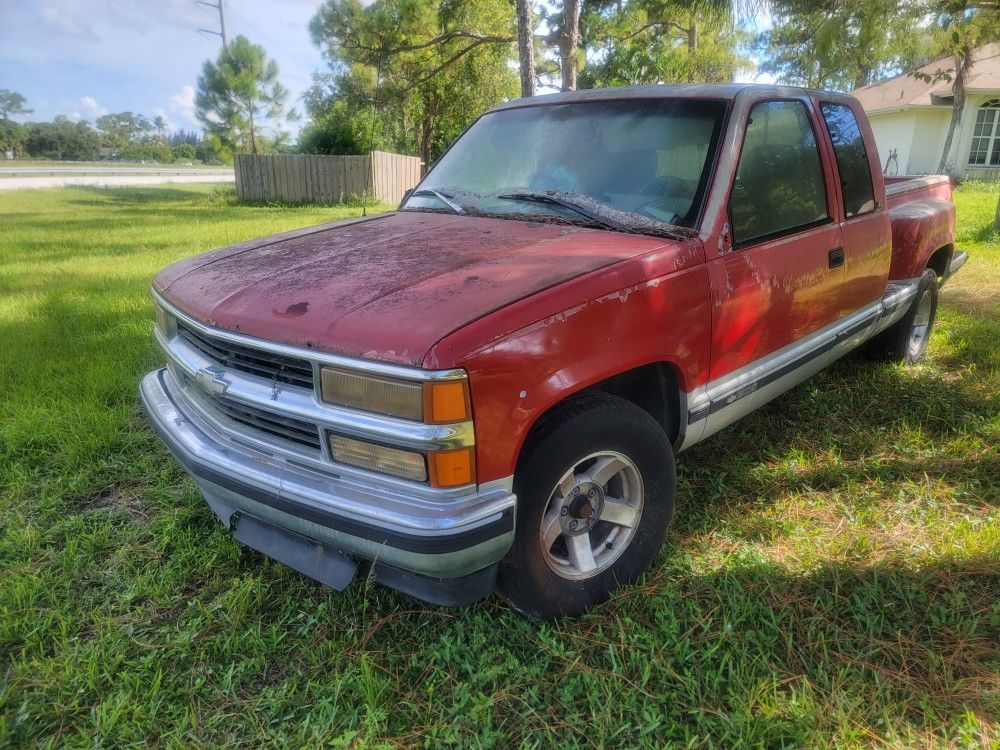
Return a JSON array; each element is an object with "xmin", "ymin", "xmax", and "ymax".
[
  {"xmin": 757, "ymin": 0, "xmax": 925, "ymax": 90},
  {"xmin": 0, "ymin": 120, "xmax": 27, "ymax": 157},
  {"xmin": 307, "ymin": 0, "xmax": 518, "ymax": 164},
  {"xmin": 168, "ymin": 129, "xmax": 202, "ymax": 146},
  {"xmin": 195, "ymin": 35, "xmax": 292, "ymax": 155},
  {"xmin": 96, "ymin": 112, "xmax": 152, "ymax": 149},
  {"xmin": 196, "ymin": 137, "xmax": 224, "ymax": 164},
  {"xmin": 545, "ymin": 0, "xmax": 761, "ymax": 92},
  {"xmin": 25, "ymin": 119, "xmax": 100, "ymax": 160},
  {"xmin": 152, "ymin": 115, "xmax": 168, "ymax": 140},
  {"xmin": 118, "ymin": 141, "xmax": 173, "ymax": 162},
  {"xmin": 0, "ymin": 90, "xmax": 32, "ymax": 121},
  {"xmin": 171, "ymin": 143, "xmax": 198, "ymax": 162},
  {"xmin": 298, "ymin": 99, "xmax": 388, "ymax": 155},
  {"xmin": 914, "ymin": 2, "xmax": 1000, "ymax": 174},
  {"xmin": 579, "ymin": 0, "xmax": 752, "ymax": 87}
]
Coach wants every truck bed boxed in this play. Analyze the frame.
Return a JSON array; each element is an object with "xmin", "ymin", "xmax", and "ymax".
[
  {"xmin": 885, "ymin": 174, "xmax": 953, "ymax": 209},
  {"xmin": 885, "ymin": 174, "xmax": 959, "ymax": 281}
]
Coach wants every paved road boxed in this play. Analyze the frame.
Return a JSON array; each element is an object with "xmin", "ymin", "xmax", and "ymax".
[{"xmin": 0, "ymin": 166, "xmax": 234, "ymax": 191}]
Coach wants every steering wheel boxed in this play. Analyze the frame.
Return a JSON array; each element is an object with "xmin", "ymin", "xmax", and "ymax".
[{"xmin": 632, "ymin": 195, "xmax": 682, "ymax": 225}]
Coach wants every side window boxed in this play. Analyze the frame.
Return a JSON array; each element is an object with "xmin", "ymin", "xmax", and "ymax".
[
  {"xmin": 730, "ymin": 100, "xmax": 829, "ymax": 245},
  {"xmin": 820, "ymin": 102, "xmax": 876, "ymax": 217}
]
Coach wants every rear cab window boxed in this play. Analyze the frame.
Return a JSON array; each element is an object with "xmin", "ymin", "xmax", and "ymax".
[
  {"xmin": 819, "ymin": 102, "xmax": 876, "ymax": 218},
  {"xmin": 729, "ymin": 100, "xmax": 829, "ymax": 246}
]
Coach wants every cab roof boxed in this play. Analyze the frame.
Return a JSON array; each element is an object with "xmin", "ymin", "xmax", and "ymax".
[{"xmin": 490, "ymin": 83, "xmax": 853, "ymax": 112}]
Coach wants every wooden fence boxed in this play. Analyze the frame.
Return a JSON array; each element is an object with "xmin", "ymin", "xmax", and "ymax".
[{"xmin": 234, "ymin": 151, "xmax": 423, "ymax": 205}]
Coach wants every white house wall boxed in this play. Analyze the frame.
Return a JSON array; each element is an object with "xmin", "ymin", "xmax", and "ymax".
[
  {"xmin": 909, "ymin": 109, "xmax": 950, "ymax": 174},
  {"xmin": 868, "ymin": 111, "xmax": 916, "ymax": 176},
  {"xmin": 867, "ymin": 97, "xmax": 1000, "ymax": 179}
]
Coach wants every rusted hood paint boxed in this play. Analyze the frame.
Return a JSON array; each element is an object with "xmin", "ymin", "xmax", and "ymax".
[{"xmin": 154, "ymin": 211, "xmax": 680, "ymax": 366}]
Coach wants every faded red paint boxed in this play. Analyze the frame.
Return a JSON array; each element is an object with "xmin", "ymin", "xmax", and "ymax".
[
  {"xmin": 888, "ymin": 198, "xmax": 957, "ymax": 280},
  {"xmin": 153, "ymin": 85, "xmax": 957, "ymax": 485},
  {"xmin": 155, "ymin": 211, "xmax": 676, "ymax": 366}
]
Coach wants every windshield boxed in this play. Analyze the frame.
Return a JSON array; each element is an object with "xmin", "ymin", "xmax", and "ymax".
[{"xmin": 403, "ymin": 98, "xmax": 727, "ymax": 233}]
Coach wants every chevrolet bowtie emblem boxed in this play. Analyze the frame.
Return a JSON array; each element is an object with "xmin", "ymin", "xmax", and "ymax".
[{"xmin": 194, "ymin": 365, "xmax": 230, "ymax": 396}]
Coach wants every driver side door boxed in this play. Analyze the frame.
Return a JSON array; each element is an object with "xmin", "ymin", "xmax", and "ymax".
[{"xmin": 704, "ymin": 97, "xmax": 846, "ymax": 430}]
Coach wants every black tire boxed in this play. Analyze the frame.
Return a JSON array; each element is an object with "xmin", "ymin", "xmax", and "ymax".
[
  {"xmin": 866, "ymin": 268, "xmax": 939, "ymax": 364},
  {"xmin": 497, "ymin": 393, "xmax": 676, "ymax": 620}
]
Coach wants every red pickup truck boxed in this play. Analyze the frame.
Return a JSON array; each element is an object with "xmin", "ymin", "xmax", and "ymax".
[{"xmin": 141, "ymin": 84, "xmax": 966, "ymax": 619}]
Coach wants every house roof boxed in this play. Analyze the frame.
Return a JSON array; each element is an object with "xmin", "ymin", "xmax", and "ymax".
[{"xmin": 853, "ymin": 43, "xmax": 1000, "ymax": 113}]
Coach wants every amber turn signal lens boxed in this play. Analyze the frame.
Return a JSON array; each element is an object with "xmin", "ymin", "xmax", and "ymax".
[
  {"xmin": 428, "ymin": 447, "xmax": 475, "ymax": 488},
  {"xmin": 424, "ymin": 381, "xmax": 470, "ymax": 424}
]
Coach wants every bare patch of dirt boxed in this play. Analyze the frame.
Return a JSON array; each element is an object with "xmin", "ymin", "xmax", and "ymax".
[{"xmin": 85, "ymin": 487, "xmax": 154, "ymax": 525}]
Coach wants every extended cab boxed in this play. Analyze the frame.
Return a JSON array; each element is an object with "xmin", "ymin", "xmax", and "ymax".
[{"xmin": 141, "ymin": 84, "xmax": 967, "ymax": 619}]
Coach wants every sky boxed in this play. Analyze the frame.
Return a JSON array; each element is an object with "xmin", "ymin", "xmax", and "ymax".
[
  {"xmin": 0, "ymin": 0, "xmax": 327, "ymax": 134},
  {"xmin": 0, "ymin": 1, "xmax": 773, "ymax": 138}
]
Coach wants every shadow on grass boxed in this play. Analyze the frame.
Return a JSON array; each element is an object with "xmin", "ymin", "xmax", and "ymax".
[
  {"xmin": 68, "ymin": 186, "xmax": 224, "ymax": 205},
  {"xmin": 969, "ymin": 219, "xmax": 1000, "ymax": 244},
  {"xmin": 2, "ymin": 193, "xmax": 998, "ymax": 743}
]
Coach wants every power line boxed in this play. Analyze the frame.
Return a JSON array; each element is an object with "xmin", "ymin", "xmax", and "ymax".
[
  {"xmin": 196, "ymin": 0, "xmax": 228, "ymax": 48},
  {"xmin": 226, "ymin": 3, "xmax": 277, "ymax": 50}
]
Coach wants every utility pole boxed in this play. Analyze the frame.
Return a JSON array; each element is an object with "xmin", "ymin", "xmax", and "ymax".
[{"xmin": 197, "ymin": 0, "xmax": 228, "ymax": 48}]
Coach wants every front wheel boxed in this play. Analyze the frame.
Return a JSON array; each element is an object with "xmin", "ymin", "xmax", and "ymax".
[{"xmin": 498, "ymin": 393, "xmax": 676, "ymax": 620}]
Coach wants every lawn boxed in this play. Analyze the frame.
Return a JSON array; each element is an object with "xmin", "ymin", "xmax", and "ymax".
[{"xmin": 1, "ymin": 183, "xmax": 998, "ymax": 748}]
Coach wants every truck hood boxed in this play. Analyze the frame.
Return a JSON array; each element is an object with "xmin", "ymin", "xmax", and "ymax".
[{"xmin": 154, "ymin": 211, "xmax": 674, "ymax": 366}]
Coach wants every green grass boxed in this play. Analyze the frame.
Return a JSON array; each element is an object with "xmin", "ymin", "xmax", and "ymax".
[{"xmin": 1, "ymin": 183, "xmax": 998, "ymax": 748}]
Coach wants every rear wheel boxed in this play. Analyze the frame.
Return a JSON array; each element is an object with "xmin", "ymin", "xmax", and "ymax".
[
  {"xmin": 867, "ymin": 268, "xmax": 939, "ymax": 364},
  {"xmin": 498, "ymin": 393, "xmax": 675, "ymax": 620}
]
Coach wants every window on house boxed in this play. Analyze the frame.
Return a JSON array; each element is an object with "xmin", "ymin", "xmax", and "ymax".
[
  {"xmin": 820, "ymin": 103, "xmax": 876, "ymax": 218},
  {"xmin": 969, "ymin": 99, "xmax": 1000, "ymax": 167},
  {"xmin": 730, "ymin": 100, "xmax": 829, "ymax": 245}
]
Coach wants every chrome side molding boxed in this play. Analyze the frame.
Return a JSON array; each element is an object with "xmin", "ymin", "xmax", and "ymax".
[{"xmin": 680, "ymin": 278, "xmax": 921, "ymax": 451}]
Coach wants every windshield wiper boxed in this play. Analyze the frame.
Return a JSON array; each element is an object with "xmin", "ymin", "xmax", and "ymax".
[
  {"xmin": 496, "ymin": 190, "xmax": 627, "ymax": 233},
  {"xmin": 409, "ymin": 188, "xmax": 466, "ymax": 215}
]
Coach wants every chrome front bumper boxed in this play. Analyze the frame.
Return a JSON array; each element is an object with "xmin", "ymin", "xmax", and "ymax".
[{"xmin": 140, "ymin": 368, "xmax": 516, "ymax": 603}]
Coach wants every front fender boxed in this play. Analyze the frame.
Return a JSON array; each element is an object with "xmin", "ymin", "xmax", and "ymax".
[{"xmin": 445, "ymin": 267, "xmax": 713, "ymax": 483}]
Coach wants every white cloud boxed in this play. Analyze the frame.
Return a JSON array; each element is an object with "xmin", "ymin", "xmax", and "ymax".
[
  {"xmin": 168, "ymin": 84, "xmax": 199, "ymax": 126},
  {"xmin": 40, "ymin": 5, "xmax": 98, "ymax": 41},
  {"xmin": 79, "ymin": 95, "xmax": 106, "ymax": 118}
]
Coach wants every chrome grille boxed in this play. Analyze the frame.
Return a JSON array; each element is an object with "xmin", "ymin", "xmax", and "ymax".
[
  {"xmin": 210, "ymin": 396, "xmax": 322, "ymax": 450},
  {"xmin": 177, "ymin": 321, "xmax": 315, "ymax": 389},
  {"xmin": 173, "ymin": 367, "xmax": 322, "ymax": 452}
]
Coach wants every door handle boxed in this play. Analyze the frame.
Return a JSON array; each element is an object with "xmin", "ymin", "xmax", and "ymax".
[{"xmin": 828, "ymin": 246, "xmax": 845, "ymax": 268}]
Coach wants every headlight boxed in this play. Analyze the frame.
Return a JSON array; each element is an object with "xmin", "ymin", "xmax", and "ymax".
[{"xmin": 320, "ymin": 367, "xmax": 470, "ymax": 424}]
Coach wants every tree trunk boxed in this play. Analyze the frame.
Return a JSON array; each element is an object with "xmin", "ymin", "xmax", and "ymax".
[
  {"xmin": 516, "ymin": 0, "xmax": 536, "ymax": 98},
  {"xmin": 559, "ymin": 0, "xmax": 581, "ymax": 91},
  {"xmin": 854, "ymin": 63, "xmax": 872, "ymax": 90},
  {"xmin": 938, "ymin": 50, "xmax": 971, "ymax": 176},
  {"xmin": 420, "ymin": 117, "xmax": 433, "ymax": 167},
  {"xmin": 686, "ymin": 18, "xmax": 698, "ymax": 82}
]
